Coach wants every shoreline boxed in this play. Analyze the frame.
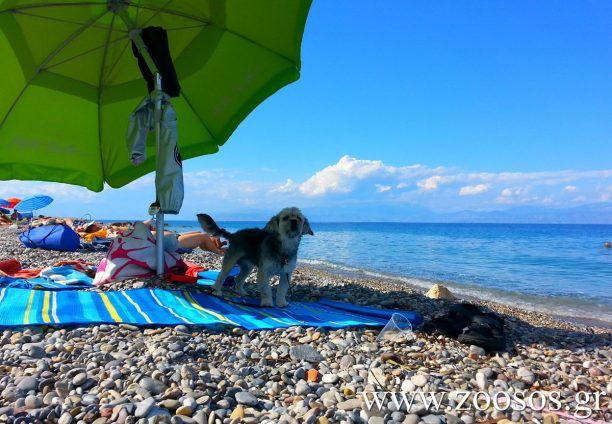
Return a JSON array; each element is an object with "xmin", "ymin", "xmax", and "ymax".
[
  {"xmin": 166, "ymin": 221, "xmax": 612, "ymax": 330},
  {"xmin": 284, "ymin": 265, "xmax": 612, "ymax": 338},
  {"xmin": 298, "ymin": 260, "xmax": 612, "ymax": 332},
  {"xmin": 0, "ymin": 227, "xmax": 610, "ymax": 423}
]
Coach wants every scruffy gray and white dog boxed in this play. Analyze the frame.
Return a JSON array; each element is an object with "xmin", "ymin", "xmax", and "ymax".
[{"xmin": 197, "ymin": 207, "xmax": 313, "ymax": 307}]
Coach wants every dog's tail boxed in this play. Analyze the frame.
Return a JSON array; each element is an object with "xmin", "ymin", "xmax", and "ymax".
[{"xmin": 197, "ymin": 214, "xmax": 232, "ymax": 240}]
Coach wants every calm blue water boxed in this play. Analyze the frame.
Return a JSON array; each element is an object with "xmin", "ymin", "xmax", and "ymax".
[{"xmin": 169, "ymin": 221, "xmax": 612, "ymax": 324}]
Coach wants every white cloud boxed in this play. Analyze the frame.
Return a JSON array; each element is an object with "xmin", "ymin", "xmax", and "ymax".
[
  {"xmin": 417, "ymin": 175, "xmax": 448, "ymax": 191},
  {"xmin": 496, "ymin": 187, "xmax": 537, "ymax": 204},
  {"xmin": 296, "ymin": 155, "xmax": 425, "ymax": 196},
  {"xmin": 500, "ymin": 187, "xmax": 526, "ymax": 197},
  {"xmin": 263, "ymin": 157, "xmax": 612, "ymax": 209},
  {"xmin": 458, "ymin": 184, "xmax": 490, "ymax": 196},
  {"xmin": 414, "ymin": 170, "xmax": 612, "ymax": 192},
  {"xmin": 298, "ymin": 156, "xmax": 388, "ymax": 196},
  {"xmin": 267, "ymin": 156, "xmax": 612, "ymax": 205},
  {"xmin": 2, "ymin": 157, "xmax": 611, "ymax": 219},
  {"xmin": 271, "ymin": 179, "xmax": 298, "ymax": 194},
  {"xmin": 0, "ymin": 180, "xmax": 95, "ymax": 201},
  {"xmin": 541, "ymin": 196, "xmax": 554, "ymax": 205}
]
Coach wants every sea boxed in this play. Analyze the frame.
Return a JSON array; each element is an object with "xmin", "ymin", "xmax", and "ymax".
[{"xmin": 167, "ymin": 221, "xmax": 612, "ymax": 326}]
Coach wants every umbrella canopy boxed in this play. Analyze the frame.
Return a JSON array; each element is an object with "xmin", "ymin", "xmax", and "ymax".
[
  {"xmin": 14, "ymin": 195, "xmax": 53, "ymax": 212},
  {"xmin": 6, "ymin": 198, "xmax": 20, "ymax": 209},
  {"xmin": 0, "ymin": 198, "xmax": 9, "ymax": 207},
  {"xmin": 0, "ymin": 1, "xmax": 312, "ymax": 191}
]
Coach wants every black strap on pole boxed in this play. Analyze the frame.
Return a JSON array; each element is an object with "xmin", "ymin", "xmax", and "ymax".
[{"xmin": 131, "ymin": 26, "xmax": 181, "ymax": 97}]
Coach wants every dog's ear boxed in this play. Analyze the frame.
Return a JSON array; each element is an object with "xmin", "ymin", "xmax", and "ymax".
[
  {"xmin": 264, "ymin": 215, "xmax": 280, "ymax": 233},
  {"xmin": 302, "ymin": 218, "xmax": 314, "ymax": 236}
]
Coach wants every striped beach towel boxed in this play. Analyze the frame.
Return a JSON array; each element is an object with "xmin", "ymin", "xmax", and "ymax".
[{"xmin": 0, "ymin": 287, "xmax": 423, "ymax": 330}]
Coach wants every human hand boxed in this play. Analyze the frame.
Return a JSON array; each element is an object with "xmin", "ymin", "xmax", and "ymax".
[{"xmin": 201, "ymin": 235, "xmax": 227, "ymax": 255}]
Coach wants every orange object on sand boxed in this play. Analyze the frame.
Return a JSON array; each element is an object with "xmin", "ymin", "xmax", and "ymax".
[
  {"xmin": 83, "ymin": 228, "xmax": 108, "ymax": 243},
  {"xmin": 0, "ymin": 259, "xmax": 42, "ymax": 278},
  {"xmin": 182, "ymin": 261, "xmax": 207, "ymax": 277},
  {"xmin": 164, "ymin": 273, "xmax": 197, "ymax": 284},
  {"xmin": 163, "ymin": 261, "xmax": 206, "ymax": 284},
  {"xmin": 307, "ymin": 369, "xmax": 318, "ymax": 382},
  {"xmin": 0, "ymin": 259, "xmax": 21, "ymax": 275}
]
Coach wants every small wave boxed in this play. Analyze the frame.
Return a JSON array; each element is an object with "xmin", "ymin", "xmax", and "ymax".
[{"xmin": 299, "ymin": 258, "xmax": 612, "ymax": 326}]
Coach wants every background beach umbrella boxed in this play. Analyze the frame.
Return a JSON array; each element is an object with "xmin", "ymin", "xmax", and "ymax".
[
  {"xmin": 0, "ymin": 1, "xmax": 312, "ymax": 191},
  {"xmin": 14, "ymin": 195, "xmax": 54, "ymax": 212},
  {"xmin": 0, "ymin": 199, "xmax": 9, "ymax": 207},
  {"xmin": 6, "ymin": 198, "xmax": 20, "ymax": 209}
]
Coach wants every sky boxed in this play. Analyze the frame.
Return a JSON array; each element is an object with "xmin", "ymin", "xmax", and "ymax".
[{"xmin": 1, "ymin": 1, "xmax": 612, "ymax": 221}]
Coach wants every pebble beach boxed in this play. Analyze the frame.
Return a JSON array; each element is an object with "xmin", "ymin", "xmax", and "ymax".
[{"xmin": 0, "ymin": 228, "xmax": 610, "ymax": 424}]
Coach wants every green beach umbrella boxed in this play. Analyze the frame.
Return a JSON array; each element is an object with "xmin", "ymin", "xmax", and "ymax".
[
  {"xmin": 0, "ymin": 0, "xmax": 311, "ymax": 273},
  {"xmin": 0, "ymin": 0, "xmax": 311, "ymax": 191}
]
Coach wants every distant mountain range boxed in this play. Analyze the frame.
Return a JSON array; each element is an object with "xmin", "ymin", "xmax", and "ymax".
[
  {"xmin": 429, "ymin": 203, "xmax": 612, "ymax": 224},
  {"xmin": 208, "ymin": 202, "xmax": 612, "ymax": 224}
]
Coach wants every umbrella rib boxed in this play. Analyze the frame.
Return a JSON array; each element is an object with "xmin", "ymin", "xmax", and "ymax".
[
  {"xmin": 45, "ymin": 34, "xmax": 129, "ymax": 71},
  {"xmin": 101, "ymin": 3, "xmax": 207, "ymax": 94},
  {"xmin": 0, "ymin": 9, "xmax": 108, "ymax": 129},
  {"xmin": 0, "ymin": 2, "xmax": 105, "ymax": 13},
  {"xmin": 37, "ymin": 10, "xmax": 109, "ymax": 72},
  {"xmin": 165, "ymin": 24, "xmax": 209, "ymax": 32},
  {"xmin": 134, "ymin": 0, "xmax": 143, "ymax": 23},
  {"xmin": 129, "ymin": 4, "xmax": 209, "ymax": 25},
  {"xmin": 2, "ymin": 3, "xmax": 209, "ymax": 26},
  {"xmin": 97, "ymin": 13, "xmax": 117, "ymax": 182},
  {"xmin": 99, "ymin": 14, "xmax": 116, "ymax": 90},
  {"xmin": 129, "ymin": 4, "xmax": 292, "ymax": 66},
  {"xmin": 181, "ymin": 92, "xmax": 216, "ymax": 141},
  {"xmin": 100, "ymin": 0, "xmax": 174, "ymax": 82},
  {"xmin": 139, "ymin": 0, "xmax": 192, "ymax": 29},
  {"xmin": 102, "ymin": 38, "xmax": 132, "ymax": 87},
  {"xmin": 10, "ymin": 9, "xmax": 122, "ymax": 32},
  {"xmin": 101, "ymin": 0, "xmax": 182, "ymax": 84},
  {"xmin": 211, "ymin": 24, "xmax": 296, "ymax": 68},
  {"xmin": 0, "ymin": 1, "xmax": 208, "ymax": 26}
]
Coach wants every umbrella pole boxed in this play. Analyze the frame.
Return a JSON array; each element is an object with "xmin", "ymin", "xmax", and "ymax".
[
  {"xmin": 112, "ymin": 4, "xmax": 166, "ymax": 275},
  {"xmin": 154, "ymin": 73, "xmax": 165, "ymax": 276},
  {"xmin": 155, "ymin": 210, "xmax": 165, "ymax": 275}
]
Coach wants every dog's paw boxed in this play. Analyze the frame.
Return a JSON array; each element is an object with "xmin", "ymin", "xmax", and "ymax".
[
  {"xmin": 260, "ymin": 298, "xmax": 274, "ymax": 307},
  {"xmin": 276, "ymin": 299, "xmax": 289, "ymax": 308},
  {"xmin": 213, "ymin": 289, "xmax": 224, "ymax": 297},
  {"xmin": 235, "ymin": 287, "xmax": 248, "ymax": 297}
]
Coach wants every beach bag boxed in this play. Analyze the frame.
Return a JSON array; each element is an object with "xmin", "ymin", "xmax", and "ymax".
[
  {"xmin": 94, "ymin": 221, "xmax": 183, "ymax": 286},
  {"xmin": 19, "ymin": 224, "xmax": 80, "ymax": 252}
]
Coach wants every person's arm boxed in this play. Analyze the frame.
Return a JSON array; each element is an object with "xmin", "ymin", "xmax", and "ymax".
[{"xmin": 177, "ymin": 233, "xmax": 227, "ymax": 255}]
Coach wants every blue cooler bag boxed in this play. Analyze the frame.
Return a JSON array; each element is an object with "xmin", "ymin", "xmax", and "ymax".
[{"xmin": 19, "ymin": 225, "xmax": 81, "ymax": 252}]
